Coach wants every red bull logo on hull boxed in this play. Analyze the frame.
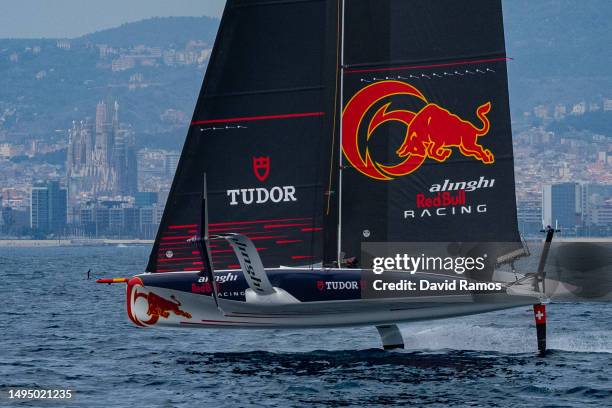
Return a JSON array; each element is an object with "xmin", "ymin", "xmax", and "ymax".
[
  {"xmin": 127, "ymin": 277, "xmax": 192, "ymax": 326},
  {"xmin": 342, "ymin": 80, "xmax": 495, "ymax": 181}
]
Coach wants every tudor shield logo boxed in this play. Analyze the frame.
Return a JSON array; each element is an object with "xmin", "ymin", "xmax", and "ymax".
[
  {"xmin": 342, "ymin": 80, "xmax": 495, "ymax": 181},
  {"xmin": 253, "ymin": 156, "xmax": 270, "ymax": 182}
]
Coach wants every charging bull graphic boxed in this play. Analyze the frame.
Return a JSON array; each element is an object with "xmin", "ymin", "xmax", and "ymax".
[
  {"xmin": 342, "ymin": 80, "xmax": 495, "ymax": 181},
  {"xmin": 127, "ymin": 277, "xmax": 192, "ymax": 326}
]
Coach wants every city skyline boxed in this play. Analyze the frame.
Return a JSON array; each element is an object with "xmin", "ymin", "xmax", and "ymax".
[
  {"xmin": 0, "ymin": 0, "xmax": 225, "ymax": 39},
  {"xmin": 1, "ymin": 93, "xmax": 610, "ymax": 239}
]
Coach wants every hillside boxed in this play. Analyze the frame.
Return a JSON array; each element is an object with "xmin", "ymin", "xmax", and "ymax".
[
  {"xmin": 504, "ymin": 0, "xmax": 612, "ymax": 111},
  {"xmin": 0, "ymin": 16, "xmax": 220, "ymax": 150},
  {"xmin": 76, "ymin": 16, "xmax": 220, "ymax": 48},
  {"xmin": 0, "ymin": 3, "xmax": 610, "ymax": 150}
]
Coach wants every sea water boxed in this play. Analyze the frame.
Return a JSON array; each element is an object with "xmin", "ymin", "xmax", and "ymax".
[{"xmin": 0, "ymin": 246, "xmax": 610, "ymax": 407}]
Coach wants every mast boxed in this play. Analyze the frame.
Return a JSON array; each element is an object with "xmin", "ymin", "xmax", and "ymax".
[
  {"xmin": 198, "ymin": 172, "xmax": 218, "ymax": 306},
  {"xmin": 336, "ymin": 0, "xmax": 346, "ymax": 267}
]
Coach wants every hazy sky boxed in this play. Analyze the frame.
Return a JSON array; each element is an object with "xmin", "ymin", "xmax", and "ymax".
[{"xmin": 0, "ymin": 0, "xmax": 226, "ymax": 39}]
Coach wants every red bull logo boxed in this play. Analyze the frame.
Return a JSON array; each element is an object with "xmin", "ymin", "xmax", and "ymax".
[
  {"xmin": 342, "ymin": 80, "xmax": 494, "ymax": 181},
  {"xmin": 127, "ymin": 277, "xmax": 192, "ymax": 326}
]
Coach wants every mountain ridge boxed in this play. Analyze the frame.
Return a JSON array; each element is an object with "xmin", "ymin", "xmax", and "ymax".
[{"xmin": 75, "ymin": 16, "xmax": 220, "ymax": 48}]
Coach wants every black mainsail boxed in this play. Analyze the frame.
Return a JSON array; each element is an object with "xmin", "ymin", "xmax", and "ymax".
[
  {"xmin": 147, "ymin": 0, "xmax": 341, "ymax": 273},
  {"xmin": 148, "ymin": 0, "xmax": 521, "ymax": 274}
]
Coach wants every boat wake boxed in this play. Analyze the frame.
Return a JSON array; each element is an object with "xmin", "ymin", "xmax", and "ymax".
[
  {"xmin": 402, "ymin": 323, "xmax": 612, "ymax": 354},
  {"xmin": 399, "ymin": 304, "xmax": 612, "ymax": 354}
]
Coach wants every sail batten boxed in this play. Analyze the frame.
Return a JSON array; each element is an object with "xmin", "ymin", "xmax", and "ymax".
[
  {"xmin": 191, "ymin": 112, "xmax": 326, "ymax": 126},
  {"xmin": 201, "ymin": 85, "xmax": 326, "ymax": 99},
  {"xmin": 344, "ymin": 57, "xmax": 511, "ymax": 74}
]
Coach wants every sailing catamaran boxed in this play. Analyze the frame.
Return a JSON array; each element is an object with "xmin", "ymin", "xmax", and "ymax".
[{"xmin": 99, "ymin": 0, "xmax": 551, "ymax": 352}]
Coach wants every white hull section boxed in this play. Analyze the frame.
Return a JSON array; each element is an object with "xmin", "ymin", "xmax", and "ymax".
[{"xmin": 126, "ymin": 271, "xmax": 538, "ymax": 329}]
